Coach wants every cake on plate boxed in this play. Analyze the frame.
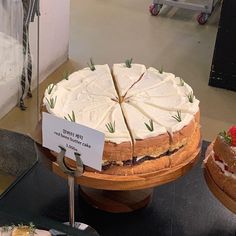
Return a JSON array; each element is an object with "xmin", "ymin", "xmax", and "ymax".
[
  {"xmin": 0, "ymin": 224, "xmax": 50, "ymax": 236},
  {"xmin": 43, "ymin": 60, "xmax": 200, "ymax": 175},
  {"xmin": 204, "ymin": 126, "xmax": 236, "ymax": 200}
]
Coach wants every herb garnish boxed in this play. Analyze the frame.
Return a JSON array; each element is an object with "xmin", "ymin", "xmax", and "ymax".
[
  {"xmin": 219, "ymin": 130, "xmax": 232, "ymax": 145},
  {"xmin": 46, "ymin": 96, "xmax": 57, "ymax": 109},
  {"xmin": 172, "ymin": 110, "xmax": 182, "ymax": 122},
  {"xmin": 144, "ymin": 119, "xmax": 154, "ymax": 132},
  {"xmin": 179, "ymin": 78, "xmax": 184, "ymax": 86},
  {"xmin": 47, "ymin": 84, "xmax": 55, "ymax": 95},
  {"xmin": 187, "ymin": 91, "xmax": 194, "ymax": 103},
  {"xmin": 63, "ymin": 71, "xmax": 69, "ymax": 80},
  {"xmin": 125, "ymin": 58, "xmax": 133, "ymax": 68},
  {"xmin": 159, "ymin": 66, "xmax": 163, "ymax": 74},
  {"xmin": 64, "ymin": 111, "xmax": 76, "ymax": 122},
  {"xmin": 106, "ymin": 121, "xmax": 115, "ymax": 133},
  {"xmin": 87, "ymin": 58, "xmax": 96, "ymax": 71}
]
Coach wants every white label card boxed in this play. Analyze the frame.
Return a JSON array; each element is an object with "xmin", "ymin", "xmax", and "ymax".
[{"xmin": 42, "ymin": 112, "xmax": 105, "ymax": 171}]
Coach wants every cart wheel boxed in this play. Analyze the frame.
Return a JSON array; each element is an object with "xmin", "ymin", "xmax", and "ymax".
[
  {"xmin": 197, "ymin": 13, "xmax": 209, "ymax": 25},
  {"xmin": 149, "ymin": 4, "xmax": 162, "ymax": 16}
]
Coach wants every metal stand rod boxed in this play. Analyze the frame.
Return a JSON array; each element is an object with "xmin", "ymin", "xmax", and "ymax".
[
  {"xmin": 68, "ymin": 175, "xmax": 75, "ymax": 227},
  {"xmin": 56, "ymin": 146, "xmax": 99, "ymax": 235}
]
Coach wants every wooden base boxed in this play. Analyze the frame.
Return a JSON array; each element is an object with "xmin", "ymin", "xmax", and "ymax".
[
  {"xmin": 51, "ymin": 146, "xmax": 200, "ymax": 191},
  {"xmin": 204, "ymin": 165, "xmax": 236, "ymax": 214},
  {"xmin": 79, "ymin": 186, "xmax": 153, "ymax": 213}
]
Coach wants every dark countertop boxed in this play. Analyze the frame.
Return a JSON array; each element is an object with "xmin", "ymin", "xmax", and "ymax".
[{"xmin": 0, "ymin": 140, "xmax": 235, "ymax": 236}]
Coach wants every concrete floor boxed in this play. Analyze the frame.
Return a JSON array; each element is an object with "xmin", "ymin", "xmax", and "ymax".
[{"xmin": 1, "ymin": 0, "xmax": 236, "ymax": 190}]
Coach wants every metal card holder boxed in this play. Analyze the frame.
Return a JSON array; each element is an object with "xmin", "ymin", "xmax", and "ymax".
[{"xmin": 56, "ymin": 146, "xmax": 99, "ymax": 235}]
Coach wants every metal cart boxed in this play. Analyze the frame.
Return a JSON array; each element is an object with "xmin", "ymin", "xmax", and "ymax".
[{"xmin": 149, "ymin": 0, "xmax": 221, "ymax": 25}]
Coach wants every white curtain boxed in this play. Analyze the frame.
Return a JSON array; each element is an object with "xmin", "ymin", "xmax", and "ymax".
[{"xmin": 0, "ymin": 0, "xmax": 23, "ymax": 83}]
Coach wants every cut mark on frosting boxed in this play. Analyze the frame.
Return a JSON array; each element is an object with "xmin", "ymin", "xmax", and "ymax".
[{"xmin": 122, "ymin": 72, "xmax": 145, "ymax": 101}]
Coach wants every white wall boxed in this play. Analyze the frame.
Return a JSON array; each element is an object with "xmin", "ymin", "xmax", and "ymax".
[
  {"xmin": 0, "ymin": 0, "xmax": 70, "ymax": 119},
  {"xmin": 30, "ymin": 0, "xmax": 70, "ymax": 86}
]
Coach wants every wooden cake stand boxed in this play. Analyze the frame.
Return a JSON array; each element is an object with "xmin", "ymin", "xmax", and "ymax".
[
  {"xmin": 204, "ymin": 145, "xmax": 236, "ymax": 214},
  {"xmin": 33, "ymin": 122, "xmax": 201, "ymax": 213}
]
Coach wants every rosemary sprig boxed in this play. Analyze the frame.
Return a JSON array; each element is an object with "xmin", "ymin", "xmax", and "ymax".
[
  {"xmin": 125, "ymin": 58, "xmax": 133, "ymax": 68},
  {"xmin": 46, "ymin": 96, "xmax": 57, "ymax": 109},
  {"xmin": 0, "ymin": 223, "xmax": 36, "ymax": 235},
  {"xmin": 106, "ymin": 121, "xmax": 115, "ymax": 133},
  {"xmin": 1, "ymin": 225, "xmax": 14, "ymax": 232},
  {"xmin": 179, "ymin": 78, "xmax": 184, "ymax": 86},
  {"xmin": 172, "ymin": 110, "xmax": 182, "ymax": 122},
  {"xmin": 219, "ymin": 130, "xmax": 232, "ymax": 145},
  {"xmin": 87, "ymin": 58, "xmax": 96, "ymax": 71},
  {"xmin": 159, "ymin": 66, "xmax": 163, "ymax": 74},
  {"xmin": 47, "ymin": 84, "xmax": 55, "ymax": 95},
  {"xmin": 144, "ymin": 119, "xmax": 154, "ymax": 132},
  {"xmin": 28, "ymin": 222, "xmax": 36, "ymax": 235},
  {"xmin": 64, "ymin": 110, "xmax": 76, "ymax": 122},
  {"xmin": 63, "ymin": 71, "xmax": 69, "ymax": 80},
  {"xmin": 187, "ymin": 91, "xmax": 194, "ymax": 103}
]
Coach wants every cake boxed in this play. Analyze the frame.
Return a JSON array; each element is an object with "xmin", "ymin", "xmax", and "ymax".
[
  {"xmin": 0, "ymin": 224, "xmax": 51, "ymax": 236},
  {"xmin": 204, "ymin": 126, "xmax": 236, "ymax": 200},
  {"xmin": 43, "ymin": 60, "xmax": 200, "ymax": 175}
]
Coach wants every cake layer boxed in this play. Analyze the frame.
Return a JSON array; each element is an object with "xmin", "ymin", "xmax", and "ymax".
[
  {"xmin": 94, "ymin": 124, "xmax": 200, "ymax": 175},
  {"xmin": 205, "ymin": 153, "xmax": 236, "ymax": 200},
  {"xmin": 213, "ymin": 136, "xmax": 236, "ymax": 173}
]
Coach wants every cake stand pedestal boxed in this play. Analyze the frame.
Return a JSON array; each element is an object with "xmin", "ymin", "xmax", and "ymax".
[
  {"xmin": 79, "ymin": 187, "xmax": 153, "ymax": 213},
  {"xmin": 204, "ymin": 145, "xmax": 236, "ymax": 214}
]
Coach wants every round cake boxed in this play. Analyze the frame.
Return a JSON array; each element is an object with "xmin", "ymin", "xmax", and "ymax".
[
  {"xmin": 43, "ymin": 61, "xmax": 200, "ymax": 175},
  {"xmin": 204, "ymin": 126, "xmax": 236, "ymax": 200}
]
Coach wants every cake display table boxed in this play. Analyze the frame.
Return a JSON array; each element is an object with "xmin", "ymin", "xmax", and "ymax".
[
  {"xmin": 204, "ymin": 144, "xmax": 236, "ymax": 214},
  {"xmin": 1, "ymin": 139, "xmax": 236, "ymax": 236}
]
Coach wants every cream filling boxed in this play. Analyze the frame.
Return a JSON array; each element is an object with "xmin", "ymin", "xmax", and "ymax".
[{"xmin": 212, "ymin": 152, "xmax": 236, "ymax": 180}]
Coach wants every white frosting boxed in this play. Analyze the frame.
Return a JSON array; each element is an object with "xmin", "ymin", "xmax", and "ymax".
[
  {"xmin": 44, "ymin": 64, "xmax": 199, "ymax": 144},
  {"xmin": 128, "ymin": 100, "xmax": 194, "ymax": 134},
  {"xmin": 113, "ymin": 63, "xmax": 146, "ymax": 96},
  {"xmin": 121, "ymin": 102, "xmax": 167, "ymax": 140}
]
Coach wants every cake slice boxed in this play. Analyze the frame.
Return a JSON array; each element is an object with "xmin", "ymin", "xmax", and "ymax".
[
  {"xmin": 112, "ymin": 62, "xmax": 146, "ymax": 97},
  {"xmin": 121, "ymin": 102, "xmax": 170, "ymax": 158},
  {"xmin": 204, "ymin": 126, "xmax": 236, "ymax": 200},
  {"xmin": 125, "ymin": 67, "xmax": 175, "ymax": 98},
  {"xmin": 128, "ymin": 100, "xmax": 196, "ymax": 152},
  {"xmin": 96, "ymin": 103, "xmax": 133, "ymax": 162}
]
